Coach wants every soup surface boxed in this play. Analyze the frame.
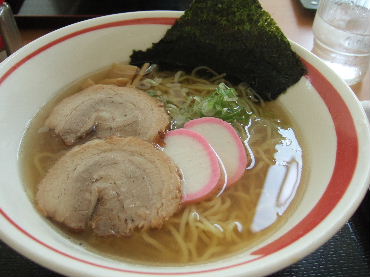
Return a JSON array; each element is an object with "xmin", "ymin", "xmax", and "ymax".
[{"xmin": 21, "ymin": 64, "xmax": 307, "ymax": 265}]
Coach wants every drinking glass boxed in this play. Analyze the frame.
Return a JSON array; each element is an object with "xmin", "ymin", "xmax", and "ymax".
[{"xmin": 312, "ymin": 0, "xmax": 370, "ymax": 85}]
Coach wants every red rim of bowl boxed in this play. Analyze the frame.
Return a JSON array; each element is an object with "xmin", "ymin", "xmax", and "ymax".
[{"xmin": 0, "ymin": 17, "xmax": 359, "ymax": 275}]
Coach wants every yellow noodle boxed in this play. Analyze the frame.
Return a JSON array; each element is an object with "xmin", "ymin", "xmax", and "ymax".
[
  {"xmin": 201, "ymin": 198, "xmax": 223, "ymax": 217},
  {"xmin": 225, "ymin": 223, "xmax": 242, "ymax": 242},
  {"xmin": 203, "ymin": 200, "xmax": 232, "ymax": 221},
  {"xmin": 198, "ymin": 231, "xmax": 211, "ymax": 245},
  {"xmin": 188, "ymin": 241, "xmax": 198, "ymax": 261},
  {"xmin": 108, "ymin": 63, "xmax": 138, "ymax": 79},
  {"xmin": 260, "ymin": 138, "xmax": 282, "ymax": 151},
  {"xmin": 244, "ymin": 161, "xmax": 264, "ymax": 174},
  {"xmin": 187, "ymin": 209, "xmax": 199, "ymax": 260},
  {"xmin": 188, "ymin": 208, "xmax": 199, "ymax": 245},
  {"xmin": 201, "ymin": 246, "xmax": 225, "ymax": 261},
  {"xmin": 209, "ymin": 72, "xmax": 227, "ymax": 82},
  {"xmin": 181, "ymin": 84, "xmax": 217, "ymax": 90},
  {"xmin": 98, "ymin": 77, "xmax": 130, "ymax": 87},
  {"xmin": 131, "ymin": 63, "xmax": 150, "ymax": 87},
  {"xmin": 173, "ymin": 71, "xmax": 185, "ymax": 83},
  {"xmin": 229, "ymin": 191, "xmax": 252, "ymax": 202},
  {"xmin": 201, "ymin": 196, "xmax": 221, "ymax": 208},
  {"xmin": 141, "ymin": 232, "xmax": 169, "ymax": 253},
  {"xmin": 256, "ymin": 148, "xmax": 275, "ymax": 165},
  {"xmin": 152, "ymin": 84, "xmax": 171, "ymax": 92},
  {"xmin": 199, "ymin": 220, "xmax": 224, "ymax": 238},
  {"xmin": 177, "ymin": 75, "xmax": 211, "ymax": 84},
  {"xmin": 179, "ymin": 207, "xmax": 190, "ymax": 238},
  {"xmin": 191, "ymin": 66, "xmax": 221, "ymax": 77},
  {"xmin": 167, "ymin": 225, "xmax": 189, "ymax": 262}
]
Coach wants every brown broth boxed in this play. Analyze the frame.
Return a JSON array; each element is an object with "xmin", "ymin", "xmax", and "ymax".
[{"xmin": 20, "ymin": 67, "xmax": 308, "ymax": 265}]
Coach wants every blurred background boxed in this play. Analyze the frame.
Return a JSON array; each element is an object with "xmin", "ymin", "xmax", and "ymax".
[{"xmin": 7, "ymin": 0, "xmax": 192, "ymax": 27}]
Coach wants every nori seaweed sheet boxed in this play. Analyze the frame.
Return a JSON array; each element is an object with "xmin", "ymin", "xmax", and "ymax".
[{"xmin": 130, "ymin": 0, "xmax": 307, "ymax": 101}]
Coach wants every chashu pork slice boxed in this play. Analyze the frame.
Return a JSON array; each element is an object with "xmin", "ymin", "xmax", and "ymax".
[
  {"xmin": 45, "ymin": 84, "xmax": 169, "ymax": 145},
  {"xmin": 36, "ymin": 136, "xmax": 183, "ymax": 236}
]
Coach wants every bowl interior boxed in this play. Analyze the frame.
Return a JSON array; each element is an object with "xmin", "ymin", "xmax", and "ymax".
[{"xmin": 0, "ymin": 11, "xmax": 369, "ymax": 277}]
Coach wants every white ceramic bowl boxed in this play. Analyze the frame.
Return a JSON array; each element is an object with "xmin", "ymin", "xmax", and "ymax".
[{"xmin": 0, "ymin": 11, "xmax": 369, "ymax": 277}]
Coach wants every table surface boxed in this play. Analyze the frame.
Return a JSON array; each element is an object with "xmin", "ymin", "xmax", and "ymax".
[{"xmin": 2, "ymin": 1, "xmax": 370, "ymax": 277}]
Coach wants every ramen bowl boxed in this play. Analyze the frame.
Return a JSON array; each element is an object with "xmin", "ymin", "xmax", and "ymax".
[{"xmin": 0, "ymin": 11, "xmax": 369, "ymax": 277}]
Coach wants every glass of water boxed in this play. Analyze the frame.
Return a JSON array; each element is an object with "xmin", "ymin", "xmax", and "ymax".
[{"xmin": 312, "ymin": 0, "xmax": 370, "ymax": 85}]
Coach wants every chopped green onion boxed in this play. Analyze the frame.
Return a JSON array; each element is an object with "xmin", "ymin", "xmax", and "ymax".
[{"xmin": 149, "ymin": 83, "xmax": 252, "ymax": 128}]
